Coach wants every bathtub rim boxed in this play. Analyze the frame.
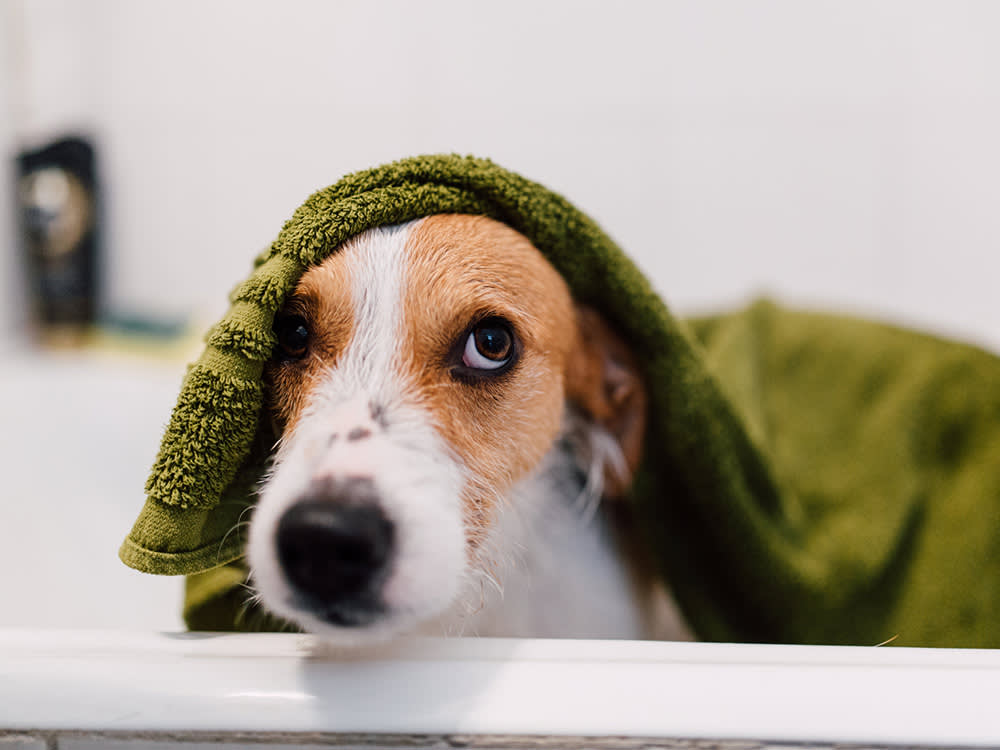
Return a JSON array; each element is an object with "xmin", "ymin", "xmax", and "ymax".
[{"xmin": 1, "ymin": 628, "xmax": 998, "ymax": 746}]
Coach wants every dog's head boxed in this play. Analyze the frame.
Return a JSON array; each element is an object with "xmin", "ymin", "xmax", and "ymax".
[{"xmin": 247, "ymin": 214, "xmax": 646, "ymax": 642}]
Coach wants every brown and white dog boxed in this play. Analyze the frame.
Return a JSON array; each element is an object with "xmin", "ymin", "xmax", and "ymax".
[{"xmin": 247, "ymin": 214, "xmax": 690, "ymax": 645}]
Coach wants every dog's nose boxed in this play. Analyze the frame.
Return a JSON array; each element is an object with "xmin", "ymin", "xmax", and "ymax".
[{"xmin": 276, "ymin": 499, "xmax": 394, "ymax": 608}]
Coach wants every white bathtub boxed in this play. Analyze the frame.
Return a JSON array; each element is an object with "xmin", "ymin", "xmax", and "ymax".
[
  {"xmin": 2, "ymin": 348, "xmax": 1000, "ymax": 749},
  {"xmin": 1, "ymin": 630, "xmax": 1000, "ymax": 748},
  {"xmin": 0, "ymin": 347, "xmax": 186, "ymax": 633}
]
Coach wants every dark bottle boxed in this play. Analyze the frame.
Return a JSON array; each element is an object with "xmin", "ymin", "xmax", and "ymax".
[{"xmin": 17, "ymin": 136, "xmax": 100, "ymax": 341}]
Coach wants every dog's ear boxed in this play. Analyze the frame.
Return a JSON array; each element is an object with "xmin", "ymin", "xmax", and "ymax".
[{"xmin": 566, "ymin": 305, "xmax": 648, "ymax": 500}]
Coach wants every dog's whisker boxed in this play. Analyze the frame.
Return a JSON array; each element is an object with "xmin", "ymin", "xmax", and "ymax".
[{"xmin": 215, "ymin": 509, "xmax": 259, "ymax": 565}]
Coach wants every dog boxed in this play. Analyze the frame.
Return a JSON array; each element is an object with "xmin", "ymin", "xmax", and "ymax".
[{"xmin": 246, "ymin": 213, "xmax": 691, "ymax": 645}]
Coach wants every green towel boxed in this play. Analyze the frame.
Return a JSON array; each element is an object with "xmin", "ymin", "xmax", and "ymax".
[{"xmin": 121, "ymin": 154, "xmax": 1000, "ymax": 647}]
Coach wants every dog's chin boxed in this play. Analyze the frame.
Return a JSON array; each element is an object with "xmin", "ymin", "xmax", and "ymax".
[
  {"xmin": 257, "ymin": 587, "xmax": 458, "ymax": 646},
  {"xmin": 247, "ymin": 536, "xmax": 467, "ymax": 645},
  {"xmin": 298, "ymin": 611, "xmax": 425, "ymax": 645}
]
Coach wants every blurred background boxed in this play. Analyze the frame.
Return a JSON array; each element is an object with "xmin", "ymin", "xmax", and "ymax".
[{"xmin": 0, "ymin": 0, "xmax": 998, "ymax": 632}]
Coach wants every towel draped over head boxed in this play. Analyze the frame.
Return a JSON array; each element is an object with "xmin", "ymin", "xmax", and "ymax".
[{"xmin": 121, "ymin": 154, "xmax": 1000, "ymax": 647}]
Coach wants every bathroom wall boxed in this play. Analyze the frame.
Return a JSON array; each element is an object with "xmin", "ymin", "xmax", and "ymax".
[
  {"xmin": 3, "ymin": 0, "xmax": 1000, "ymax": 350},
  {"xmin": 0, "ymin": 5, "xmax": 19, "ymax": 344}
]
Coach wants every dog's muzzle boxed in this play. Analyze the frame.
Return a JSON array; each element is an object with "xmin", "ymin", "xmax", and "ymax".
[{"xmin": 275, "ymin": 477, "xmax": 395, "ymax": 627}]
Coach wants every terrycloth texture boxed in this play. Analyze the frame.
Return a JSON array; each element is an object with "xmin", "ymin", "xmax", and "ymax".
[{"xmin": 122, "ymin": 154, "xmax": 1000, "ymax": 647}]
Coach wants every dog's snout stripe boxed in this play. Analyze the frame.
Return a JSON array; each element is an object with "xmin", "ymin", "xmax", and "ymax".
[{"xmin": 342, "ymin": 223, "xmax": 411, "ymax": 398}]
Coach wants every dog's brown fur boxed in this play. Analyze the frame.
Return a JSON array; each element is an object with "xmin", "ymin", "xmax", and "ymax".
[{"xmin": 267, "ymin": 214, "xmax": 646, "ymax": 546}]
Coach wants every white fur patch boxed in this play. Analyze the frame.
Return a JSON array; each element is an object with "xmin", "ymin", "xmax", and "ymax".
[
  {"xmin": 422, "ymin": 413, "xmax": 649, "ymax": 640},
  {"xmin": 249, "ymin": 221, "xmax": 468, "ymax": 644}
]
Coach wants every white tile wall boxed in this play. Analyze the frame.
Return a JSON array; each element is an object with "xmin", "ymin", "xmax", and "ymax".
[
  {"xmin": 0, "ymin": 2, "xmax": 23, "ymax": 345},
  {"xmin": 3, "ymin": 1, "xmax": 1000, "ymax": 350}
]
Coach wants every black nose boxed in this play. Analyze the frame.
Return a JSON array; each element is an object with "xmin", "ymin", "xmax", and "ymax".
[{"xmin": 276, "ymin": 499, "xmax": 394, "ymax": 608}]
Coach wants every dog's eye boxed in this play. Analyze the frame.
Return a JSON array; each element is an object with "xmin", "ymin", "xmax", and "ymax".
[
  {"xmin": 463, "ymin": 319, "xmax": 514, "ymax": 371},
  {"xmin": 274, "ymin": 314, "xmax": 310, "ymax": 360}
]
